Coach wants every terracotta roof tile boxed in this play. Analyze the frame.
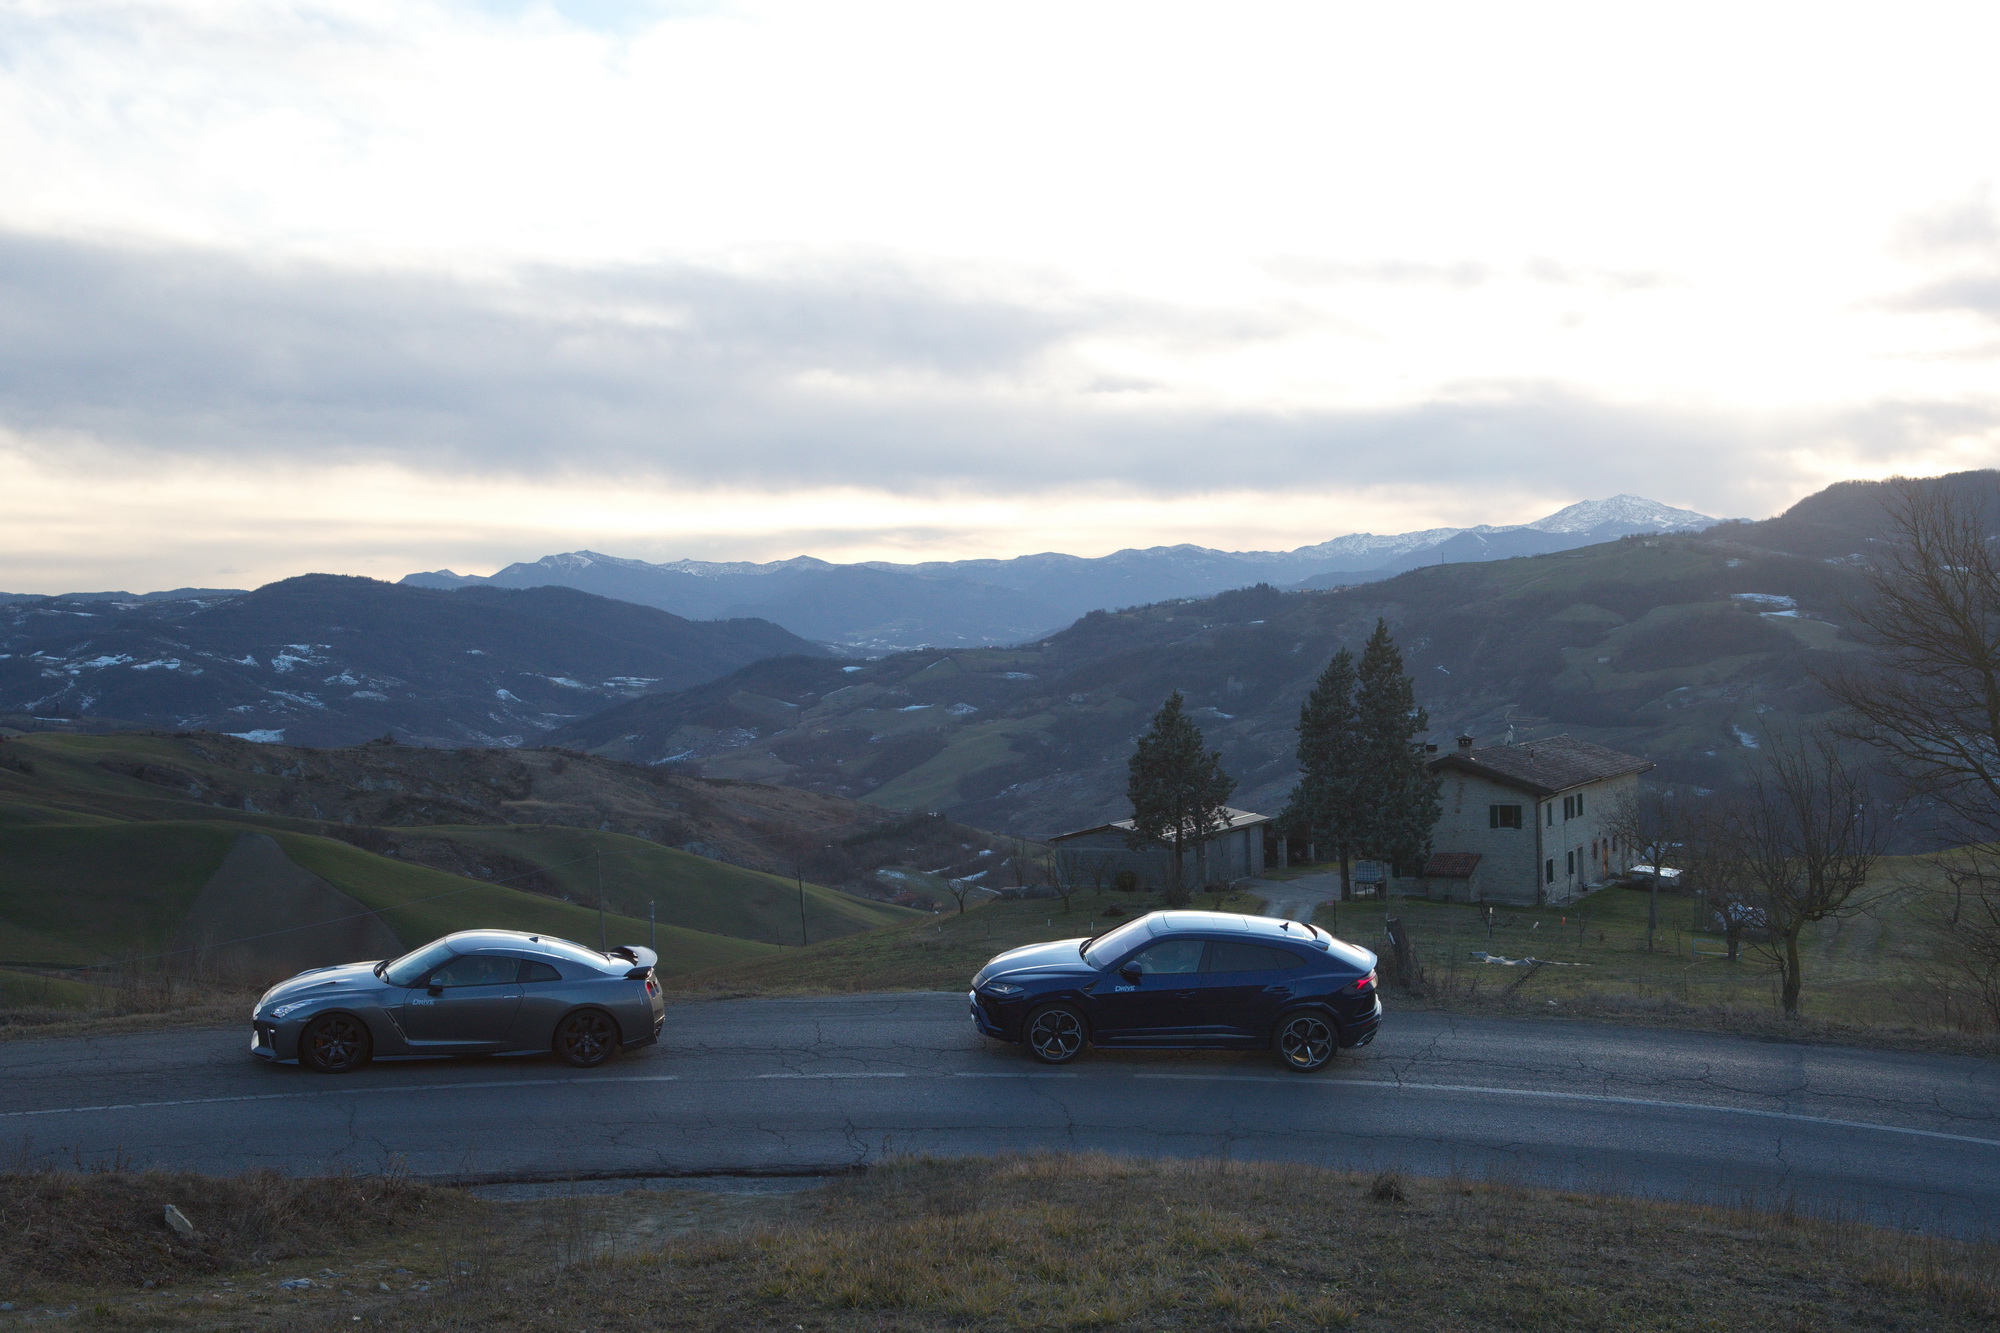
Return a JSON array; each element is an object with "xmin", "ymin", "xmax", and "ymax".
[{"xmin": 1421, "ymin": 852, "xmax": 1482, "ymax": 878}]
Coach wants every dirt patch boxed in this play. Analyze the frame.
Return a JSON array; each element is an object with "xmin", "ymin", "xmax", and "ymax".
[{"xmin": 168, "ymin": 833, "xmax": 403, "ymax": 986}]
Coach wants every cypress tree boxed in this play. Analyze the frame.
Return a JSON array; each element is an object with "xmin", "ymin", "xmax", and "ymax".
[
  {"xmin": 1282, "ymin": 649, "xmax": 1366, "ymax": 900},
  {"xmin": 1126, "ymin": 691, "xmax": 1236, "ymax": 903},
  {"xmin": 1353, "ymin": 619, "xmax": 1442, "ymax": 877}
]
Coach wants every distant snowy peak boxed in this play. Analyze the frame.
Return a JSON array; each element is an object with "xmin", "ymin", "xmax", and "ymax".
[{"xmin": 1523, "ymin": 495, "xmax": 1715, "ymax": 535}]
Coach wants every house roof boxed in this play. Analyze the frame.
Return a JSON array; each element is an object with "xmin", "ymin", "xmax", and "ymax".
[
  {"xmin": 1049, "ymin": 807, "xmax": 1272, "ymax": 844},
  {"xmin": 1429, "ymin": 735, "xmax": 1653, "ymax": 798},
  {"xmin": 1420, "ymin": 852, "xmax": 1483, "ymax": 878}
]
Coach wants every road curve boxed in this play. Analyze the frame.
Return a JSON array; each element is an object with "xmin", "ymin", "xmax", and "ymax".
[{"xmin": 5, "ymin": 994, "xmax": 1999, "ymax": 1234}]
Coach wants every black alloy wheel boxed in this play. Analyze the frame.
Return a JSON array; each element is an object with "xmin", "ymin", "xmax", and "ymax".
[
  {"xmin": 299, "ymin": 1013, "xmax": 372, "ymax": 1073},
  {"xmin": 554, "ymin": 1009, "xmax": 620, "ymax": 1068},
  {"xmin": 1273, "ymin": 1011, "xmax": 1336, "ymax": 1072},
  {"xmin": 1024, "ymin": 1004, "xmax": 1087, "ymax": 1064}
]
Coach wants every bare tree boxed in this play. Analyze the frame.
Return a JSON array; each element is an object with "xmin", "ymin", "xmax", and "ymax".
[
  {"xmin": 1820, "ymin": 478, "xmax": 2000, "ymax": 1022},
  {"xmin": 1605, "ymin": 783, "xmax": 1688, "ymax": 953},
  {"xmin": 1708, "ymin": 734, "xmax": 1889, "ymax": 1017}
]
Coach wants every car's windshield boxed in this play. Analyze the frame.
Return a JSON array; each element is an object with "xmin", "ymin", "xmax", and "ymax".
[
  {"xmin": 381, "ymin": 939, "xmax": 458, "ymax": 987},
  {"xmin": 1081, "ymin": 916, "xmax": 1157, "ymax": 969}
]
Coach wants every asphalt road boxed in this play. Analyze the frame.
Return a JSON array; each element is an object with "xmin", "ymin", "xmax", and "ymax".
[{"xmin": 6, "ymin": 994, "xmax": 2000, "ymax": 1234}]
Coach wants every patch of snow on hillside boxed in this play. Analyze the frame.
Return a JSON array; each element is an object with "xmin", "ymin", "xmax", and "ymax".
[
  {"xmin": 228, "ymin": 729, "xmax": 286, "ymax": 743},
  {"xmin": 1731, "ymin": 593, "xmax": 1796, "ymax": 609}
]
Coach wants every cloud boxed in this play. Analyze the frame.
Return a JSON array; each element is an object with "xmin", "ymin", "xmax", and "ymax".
[{"xmin": 0, "ymin": 229, "xmax": 1990, "ymax": 521}]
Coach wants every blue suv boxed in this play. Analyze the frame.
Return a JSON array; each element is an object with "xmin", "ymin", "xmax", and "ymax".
[{"xmin": 969, "ymin": 910, "xmax": 1380, "ymax": 1071}]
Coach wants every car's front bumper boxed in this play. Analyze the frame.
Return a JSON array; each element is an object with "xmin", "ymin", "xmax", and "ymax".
[
  {"xmin": 969, "ymin": 990, "xmax": 1016, "ymax": 1039},
  {"xmin": 250, "ymin": 1019, "xmax": 293, "ymax": 1062}
]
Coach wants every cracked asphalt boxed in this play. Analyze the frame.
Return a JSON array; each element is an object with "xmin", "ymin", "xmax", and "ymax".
[{"xmin": 6, "ymin": 995, "xmax": 2000, "ymax": 1234}]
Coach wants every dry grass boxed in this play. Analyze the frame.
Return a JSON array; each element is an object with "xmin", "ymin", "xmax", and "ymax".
[
  {"xmin": 0, "ymin": 970, "xmax": 256, "ymax": 1041},
  {"xmin": 0, "ymin": 1168, "xmax": 463, "ymax": 1288},
  {"xmin": 12, "ymin": 1155, "xmax": 1998, "ymax": 1332}
]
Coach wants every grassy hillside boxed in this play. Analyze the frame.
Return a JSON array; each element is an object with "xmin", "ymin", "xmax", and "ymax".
[
  {"xmin": 406, "ymin": 825, "xmax": 915, "ymax": 945},
  {"xmin": 668, "ymin": 887, "xmax": 1260, "ymax": 996},
  {"xmin": 0, "ymin": 822, "xmax": 237, "ymax": 964},
  {"xmin": 0, "ymin": 817, "xmax": 779, "ymax": 977}
]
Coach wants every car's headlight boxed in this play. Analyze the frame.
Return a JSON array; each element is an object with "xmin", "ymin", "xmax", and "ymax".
[
  {"xmin": 981, "ymin": 982, "xmax": 1024, "ymax": 997},
  {"xmin": 268, "ymin": 1001, "xmax": 312, "ymax": 1019}
]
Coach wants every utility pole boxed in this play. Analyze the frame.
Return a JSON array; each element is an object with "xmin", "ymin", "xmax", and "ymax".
[
  {"xmin": 597, "ymin": 851, "xmax": 606, "ymax": 951},
  {"xmin": 649, "ymin": 899, "xmax": 656, "ymax": 951}
]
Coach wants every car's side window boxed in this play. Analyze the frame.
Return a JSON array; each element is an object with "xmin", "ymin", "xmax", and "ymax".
[
  {"xmin": 1205, "ymin": 942, "xmax": 1307, "ymax": 973},
  {"xmin": 426, "ymin": 954, "xmax": 519, "ymax": 988},
  {"xmin": 520, "ymin": 960, "xmax": 562, "ymax": 983},
  {"xmin": 1128, "ymin": 939, "xmax": 1207, "ymax": 975}
]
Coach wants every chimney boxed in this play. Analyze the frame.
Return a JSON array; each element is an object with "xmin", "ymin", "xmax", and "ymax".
[
  {"xmin": 1424, "ymin": 743, "xmax": 1437, "ymax": 754},
  {"xmin": 1456, "ymin": 734, "xmax": 1474, "ymax": 753}
]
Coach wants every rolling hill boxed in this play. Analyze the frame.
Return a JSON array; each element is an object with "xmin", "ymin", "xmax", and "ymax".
[
  {"xmin": 0, "ymin": 729, "xmax": 1023, "ymax": 926},
  {"xmin": 548, "ymin": 473, "xmax": 1978, "ymax": 838},
  {"xmin": 0, "ymin": 574, "xmax": 823, "ymax": 747}
]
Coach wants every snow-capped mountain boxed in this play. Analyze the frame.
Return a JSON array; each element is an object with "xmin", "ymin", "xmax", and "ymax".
[
  {"xmin": 1523, "ymin": 495, "xmax": 1714, "ymax": 535},
  {"xmin": 402, "ymin": 496, "xmax": 1715, "ymax": 651}
]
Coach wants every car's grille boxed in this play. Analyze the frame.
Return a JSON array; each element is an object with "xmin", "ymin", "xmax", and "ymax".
[{"xmin": 254, "ymin": 1022, "xmax": 277, "ymax": 1046}]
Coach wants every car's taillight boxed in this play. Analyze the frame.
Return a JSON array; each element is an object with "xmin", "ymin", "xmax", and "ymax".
[
  {"xmin": 645, "ymin": 976, "xmax": 659, "ymax": 996},
  {"xmin": 1353, "ymin": 971, "xmax": 1376, "ymax": 994}
]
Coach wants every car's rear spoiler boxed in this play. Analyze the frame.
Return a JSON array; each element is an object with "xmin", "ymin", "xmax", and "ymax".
[{"xmin": 608, "ymin": 944, "xmax": 659, "ymax": 978}]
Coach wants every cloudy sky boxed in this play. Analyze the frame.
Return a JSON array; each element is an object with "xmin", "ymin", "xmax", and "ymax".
[{"xmin": 2, "ymin": 0, "xmax": 1998, "ymax": 592}]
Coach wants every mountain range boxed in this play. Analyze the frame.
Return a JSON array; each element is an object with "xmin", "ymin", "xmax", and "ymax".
[
  {"xmin": 403, "ymin": 495, "xmax": 1717, "ymax": 650},
  {"xmin": 0, "ymin": 575, "xmax": 822, "ymax": 748},
  {"xmin": 545, "ymin": 474, "xmax": 1985, "ymax": 839}
]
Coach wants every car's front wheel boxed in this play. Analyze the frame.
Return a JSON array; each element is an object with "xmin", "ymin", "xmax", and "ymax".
[
  {"xmin": 553, "ymin": 1009, "xmax": 620, "ymax": 1068},
  {"xmin": 1024, "ymin": 1004, "xmax": 1087, "ymax": 1064},
  {"xmin": 299, "ymin": 1013, "xmax": 372, "ymax": 1073},
  {"xmin": 1273, "ymin": 1010, "xmax": 1336, "ymax": 1072}
]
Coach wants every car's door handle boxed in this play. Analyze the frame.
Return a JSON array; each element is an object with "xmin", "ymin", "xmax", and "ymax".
[
  {"xmin": 1263, "ymin": 986, "xmax": 1294, "ymax": 997},
  {"xmin": 1173, "ymin": 989, "xmax": 1198, "ymax": 1000}
]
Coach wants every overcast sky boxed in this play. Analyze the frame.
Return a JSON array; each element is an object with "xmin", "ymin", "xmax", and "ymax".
[{"xmin": 3, "ymin": 0, "xmax": 1998, "ymax": 592}]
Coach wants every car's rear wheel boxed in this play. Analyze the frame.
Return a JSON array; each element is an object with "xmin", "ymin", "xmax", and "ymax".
[
  {"xmin": 299, "ymin": 1013, "xmax": 372, "ymax": 1073},
  {"xmin": 1024, "ymin": 1004, "xmax": 1087, "ymax": 1064},
  {"xmin": 1273, "ymin": 1010, "xmax": 1336, "ymax": 1072},
  {"xmin": 554, "ymin": 1009, "xmax": 620, "ymax": 1068}
]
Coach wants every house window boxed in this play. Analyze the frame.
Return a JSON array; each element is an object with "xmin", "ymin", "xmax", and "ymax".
[
  {"xmin": 1565, "ymin": 850, "xmax": 1575, "ymax": 877},
  {"xmin": 1562, "ymin": 792, "xmax": 1586, "ymax": 820},
  {"xmin": 1489, "ymin": 804, "xmax": 1522, "ymax": 829},
  {"xmin": 1545, "ymin": 858, "xmax": 1556, "ymax": 884},
  {"xmin": 1545, "ymin": 803, "xmax": 1554, "ymax": 827}
]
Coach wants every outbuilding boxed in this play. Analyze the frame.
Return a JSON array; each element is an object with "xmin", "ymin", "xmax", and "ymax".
[{"xmin": 1050, "ymin": 807, "xmax": 1272, "ymax": 892}]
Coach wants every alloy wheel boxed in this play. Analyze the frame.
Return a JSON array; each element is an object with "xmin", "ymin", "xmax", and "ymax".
[
  {"xmin": 302, "ymin": 1014, "xmax": 369, "ymax": 1073},
  {"xmin": 557, "ymin": 1010, "xmax": 617, "ymax": 1067},
  {"xmin": 1027, "ymin": 1007, "xmax": 1084, "ymax": 1063},
  {"xmin": 1276, "ymin": 1013, "xmax": 1334, "ymax": 1071}
]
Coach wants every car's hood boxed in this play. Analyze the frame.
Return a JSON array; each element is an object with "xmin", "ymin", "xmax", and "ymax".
[
  {"xmin": 257, "ymin": 961, "xmax": 390, "ymax": 1009},
  {"xmin": 973, "ymin": 938, "xmax": 1095, "ymax": 987}
]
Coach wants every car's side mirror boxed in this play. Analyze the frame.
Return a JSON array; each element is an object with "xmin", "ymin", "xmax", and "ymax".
[
  {"xmin": 1119, "ymin": 966, "xmax": 1142, "ymax": 984},
  {"xmin": 427, "ymin": 984, "xmax": 444, "ymax": 997}
]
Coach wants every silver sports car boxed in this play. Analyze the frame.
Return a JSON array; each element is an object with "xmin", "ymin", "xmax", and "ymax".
[{"xmin": 250, "ymin": 930, "xmax": 666, "ymax": 1073}]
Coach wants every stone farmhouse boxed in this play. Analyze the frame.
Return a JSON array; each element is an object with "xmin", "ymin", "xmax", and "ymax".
[
  {"xmin": 1417, "ymin": 735, "xmax": 1653, "ymax": 906},
  {"xmin": 1050, "ymin": 807, "xmax": 1271, "ymax": 891}
]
